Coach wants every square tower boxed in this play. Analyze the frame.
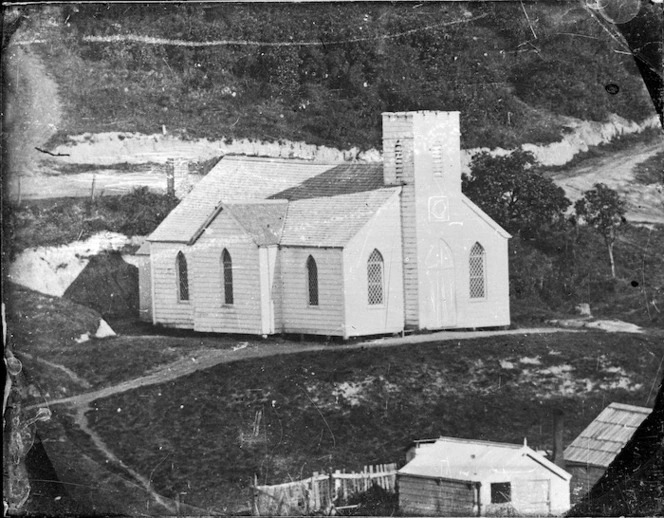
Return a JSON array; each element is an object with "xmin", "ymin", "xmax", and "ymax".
[{"xmin": 382, "ymin": 111, "xmax": 463, "ymax": 329}]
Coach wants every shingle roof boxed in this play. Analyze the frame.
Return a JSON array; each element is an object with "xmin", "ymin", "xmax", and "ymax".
[
  {"xmin": 269, "ymin": 163, "xmax": 385, "ymax": 201},
  {"xmin": 280, "ymin": 188, "xmax": 399, "ymax": 247},
  {"xmin": 225, "ymin": 202, "xmax": 288, "ymax": 246},
  {"xmin": 564, "ymin": 402, "xmax": 651, "ymax": 468},
  {"xmin": 148, "ymin": 156, "xmax": 332, "ymax": 243},
  {"xmin": 399, "ymin": 436, "xmax": 570, "ymax": 482}
]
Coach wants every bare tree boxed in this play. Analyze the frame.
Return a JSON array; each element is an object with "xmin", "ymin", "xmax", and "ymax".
[{"xmin": 574, "ymin": 183, "xmax": 626, "ymax": 278}]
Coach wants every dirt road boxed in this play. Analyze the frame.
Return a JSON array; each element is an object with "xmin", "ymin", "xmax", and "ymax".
[
  {"xmin": 4, "ymin": 46, "xmax": 62, "ymax": 187},
  {"xmin": 551, "ymin": 141, "xmax": 664, "ymax": 224}
]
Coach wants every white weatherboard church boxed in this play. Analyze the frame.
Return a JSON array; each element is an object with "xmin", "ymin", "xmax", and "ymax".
[{"xmin": 140, "ymin": 111, "xmax": 511, "ymax": 337}]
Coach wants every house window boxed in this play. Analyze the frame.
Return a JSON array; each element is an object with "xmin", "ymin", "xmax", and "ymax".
[
  {"xmin": 490, "ymin": 482, "xmax": 511, "ymax": 504},
  {"xmin": 176, "ymin": 251, "xmax": 189, "ymax": 302},
  {"xmin": 306, "ymin": 255, "xmax": 318, "ymax": 306},
  {"xmin": 469, "ymin": 242, "xmax": 486, "ymax": 299},
  {"xmin": 222, "ymin": 249, "xmax": 233, "ymax": 305},
  {"xmin": 367, "ymin": 249, "xmax": 384, "ymax": 305},
  {"xmin": 395, "ymin": 140, "xmax": 404, "ymax": 181}
]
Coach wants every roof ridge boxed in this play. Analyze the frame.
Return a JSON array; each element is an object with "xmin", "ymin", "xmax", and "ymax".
[
  {"xmin": 607, "ymin": 402, "xmax": 652, "ymax": 413},
  {"xmin": 222, "ymin": 154, "xmax": 346, "ymax": 166},
  {"xmin": 432, "ymin": 436, "xmax": 523, "ymax": 449}
]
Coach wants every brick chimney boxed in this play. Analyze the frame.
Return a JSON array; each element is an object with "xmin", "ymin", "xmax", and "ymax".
[{"xmin": 552, "ymin": 409, "xmax": 566, "ymax": 469}]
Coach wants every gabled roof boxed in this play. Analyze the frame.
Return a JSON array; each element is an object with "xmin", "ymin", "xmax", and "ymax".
[
  {"xmin": 148, "ymin": 155, "xmax": 332, "ymax": 243},
  {"xmin": 564, "ymin": 402, "xmax": 651, "ymax": 468},
  {"xmin": 461, "ymin": 194, "xmax": 512, "ymax": 239},
  {"xmin": 225, "ymin": 202, "xmax": 288, "ymax": 246},
  {"xmin": 280, "ymin": 188, "xmax": 399, "ymax": 247},
  {"xmin": 399, "ymin": 436, "xmax": 570, "ymax": 482},
  {"xmin": 134, "ymin": 241, "xmax": 150, "ymax": 256},
  {"xmin": 269, "ymin": 163, "xmax": 385, "ymax": 201}
]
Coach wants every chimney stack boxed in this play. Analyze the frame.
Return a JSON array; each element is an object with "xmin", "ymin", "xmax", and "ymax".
[{"xmin": 552, "ymin": 409, "xmax": 565, "ymax": 469}]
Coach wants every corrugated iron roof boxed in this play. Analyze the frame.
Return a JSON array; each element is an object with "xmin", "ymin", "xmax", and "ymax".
[
  {"xmin": 148, "ymin": 156, "xmax": 332, "ymax": 243},
  {"xmin": 280, "ymin": 188, "xmax": 399, "ymax": 247},
  {"xmin": 564, "ymin": 402, "xmax": 651, "ymax": 468},
  {"xmin": 399, "ymin": 436, "xmax": 571, "ymax": 482}
]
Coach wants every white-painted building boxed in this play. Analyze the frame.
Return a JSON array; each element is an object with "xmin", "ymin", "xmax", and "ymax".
[
  {"xmin": 142, "ymin": 111, "xmax": 511, "ymax": 337},
  {"xmin": 399, "ymin": 437, "xmax": 572, "ymax": 516}
]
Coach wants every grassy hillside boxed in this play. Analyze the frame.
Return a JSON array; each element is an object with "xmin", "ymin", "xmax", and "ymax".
[
  {"xmin": 13, "ymin": 3, "xmax": 655, "ymax": 151},
  {"xmin": 84, "ymin": 332, "xmax": 663, "ymax": 513}
]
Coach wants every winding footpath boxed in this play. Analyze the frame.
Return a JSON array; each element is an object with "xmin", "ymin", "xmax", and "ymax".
[{"xmin": 31, "ymin": 327, "xmax": 574, "ymax": 410}]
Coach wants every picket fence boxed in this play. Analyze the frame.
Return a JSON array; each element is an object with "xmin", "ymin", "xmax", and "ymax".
[{"xmin": 252, "ymin": 463, "xmax": 397, "ymax": 516}]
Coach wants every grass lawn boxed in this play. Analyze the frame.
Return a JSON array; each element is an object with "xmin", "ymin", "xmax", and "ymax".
[
  {"xmin": 84, "ymin": 331, "xmax": 663, "ymax": 513},
  {"xmin": 6, "ymin": 284, "xmax": 246, "ymax": 401}
]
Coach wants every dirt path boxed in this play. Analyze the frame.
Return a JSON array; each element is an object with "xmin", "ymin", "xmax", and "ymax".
[
  {"xmin": 551, "ymin": 141, "xmax": 664, "ymax": 224},
  {"xmin": 4, "ymin": 46, "xmax": 63, "ymax": 194},
  {"xmin": 70, "ymin": 405, "xmax": 179, "ymax": 514},
  {"xmin": 31, "ymin": 327, "xmax": 575, "ymax": 410}
]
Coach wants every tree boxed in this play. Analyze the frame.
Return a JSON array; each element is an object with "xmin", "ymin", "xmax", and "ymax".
[
  {"xmin": 462, "ymin": 150, "xmax": 571, "ymax": 238},
  {"xmin": 574, "ymin": 183, "xmax": 626, "ymax": 278}
]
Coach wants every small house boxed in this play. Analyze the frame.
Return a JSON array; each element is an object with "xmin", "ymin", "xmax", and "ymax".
[
  {"xmin": 563, "ymin": 402, "xmax": 651, "ymax": 503},
  {"xmin": 398, "ymin": 436, "xmax": 572, "ymax": 516},
  {"xmin": 142, "ymin": 111, "xmax": 511, "ymax": 337}
]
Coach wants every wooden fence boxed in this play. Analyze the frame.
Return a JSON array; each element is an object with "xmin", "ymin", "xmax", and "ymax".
[{"xmin": 252, "ymin": 463, "xmax": 397, "ymax": 516}]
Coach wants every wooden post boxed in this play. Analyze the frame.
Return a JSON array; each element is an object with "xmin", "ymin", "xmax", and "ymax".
[
  {"xmin": 90, "ymin": 173, "xmax": 97, "ymax": 203},
  {"xmin": 327, "ymin": 469, "xmax": 334, "ymax": 508}
]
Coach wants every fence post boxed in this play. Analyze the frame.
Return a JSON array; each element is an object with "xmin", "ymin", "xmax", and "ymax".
[{"xmin": 327, "ymin": 469, "xmax": 334, "ymax": 509}]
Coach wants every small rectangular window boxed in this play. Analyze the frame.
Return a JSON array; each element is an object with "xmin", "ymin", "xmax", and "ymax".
[{"xmin": 491, "ymin": 482, "xmax": 511, "ymax": 504}]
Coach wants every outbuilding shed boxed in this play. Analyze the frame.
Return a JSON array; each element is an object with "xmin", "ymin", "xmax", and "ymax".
[
  {"xmin": 398, "ymin": 436, "xmax": 571, "ymax": 516},
  {"xmin": 143, "ymin": 111, "xmax": 511, "ymax": 337},
  {"xmin": 564, "ymin": 402, "xmax": 651, "ymax": 503}
]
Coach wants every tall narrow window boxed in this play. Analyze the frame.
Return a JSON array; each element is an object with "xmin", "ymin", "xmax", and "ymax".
[
  {"xmin": 177, "ymin": 251, "xmax": 189, "ymax": 302},
  {"xmin": 469, "ymin": 242, "xmax": 486, "ymax": 299},
  {"xmin": 222, "ymin": 249, "xmax": 233, "ymax": 305},
  {"xmin": 306, "ymin": 255, "xmax": 318, "ymax": 306},
  {"xmin": 394, "ymin": 140, "xmax": 404, "ymax": 181},
  {"xmin": 367, "ymin": 249, "xmax": 384, "ymax": 305}
]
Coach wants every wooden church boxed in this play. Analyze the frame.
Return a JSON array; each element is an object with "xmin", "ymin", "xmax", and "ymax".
[{"xmin": 140, "ymin": 111, "xmax": 511, "ymax": 337}]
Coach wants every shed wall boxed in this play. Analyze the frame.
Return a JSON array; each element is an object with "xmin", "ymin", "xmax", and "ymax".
[
  {"xmin": 190, "ymin": 212, "xmax": 263, "ymax": 334},
  {"xmin": 398, "ymin": 475, "xmax": 475, "ymax": 517},
  {"xmin": 343, "ymin": 193, "xmax": 404, "ymax": 337},
  {"xmin": 280, "ymin": 247, "xmax": 345, "ymax": 336},
  {"xmin": 568, "ymin": 464, "xmax": 606, "ymax": 505}
]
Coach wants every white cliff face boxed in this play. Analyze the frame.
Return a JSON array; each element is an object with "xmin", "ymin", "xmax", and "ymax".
[
  {"xmin": 460, "ymin": 114, "xmax": 660, "ymax": 172},
  {"xmin": 50, "ymin": 114, "xmax": 659, "ymax": 169},
  {"xmin": 50, "ymin": 132, "xmax": 383, "ymax": 165},
  {"xmin": 7, "ymin": 232, "xmax": 141, "ymax": 297}
]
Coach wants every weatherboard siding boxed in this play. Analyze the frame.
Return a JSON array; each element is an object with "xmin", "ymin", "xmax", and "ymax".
[
  {"xmin": 190, "ymin": 212, "xmax": 263, "ymax": 334},
  {"xmin": 280, "ymin": 247, "xmax": 345, "ymax": 336},
  {"xmin": 150, "ymin": 243, "xmax": 194, "ymax": 327},
  {"xmin": 138, "ymin": 257, "xmax": 152, "ymax": 322},
  {"xmin": 343, "ymin": 192, "xmax": 404, "ymax": 337},
  {"xmin": 398, "ymin": 475, "xmax": 475, "ymax": 517}
]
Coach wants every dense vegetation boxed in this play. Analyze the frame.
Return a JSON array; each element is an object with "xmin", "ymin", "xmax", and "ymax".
[
  {"xmin": 16, "ymin": 3, "xmax": 655, "ymax": 150},
  {"xmin": 2, "ymin": 187, "xmax": 179, "ymax": 258}
]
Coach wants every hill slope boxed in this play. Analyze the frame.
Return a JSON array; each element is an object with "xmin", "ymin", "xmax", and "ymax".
[{"xmin": 7, "ymin": 3, "xmax": 656, "ymax": 155}]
